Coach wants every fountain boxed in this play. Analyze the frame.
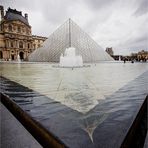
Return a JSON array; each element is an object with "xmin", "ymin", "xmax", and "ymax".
[
  {"xmin": 17, "ymin": 54, "xmax": 21, "ymax": 63},
  {"xmin": 119, "ymin": 56, "xmax": 121, "ymax": 61},
  {"xmin": 59, "ymin": 47, "xmax": 83, "ymax": 67}
]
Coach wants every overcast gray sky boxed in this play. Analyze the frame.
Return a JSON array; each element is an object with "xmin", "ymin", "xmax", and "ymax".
[{"xmin": 1, "ymin": 0, "xmax": 148, "ymax": 55}]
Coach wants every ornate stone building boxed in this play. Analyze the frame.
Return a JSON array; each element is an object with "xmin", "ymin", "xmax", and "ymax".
[
  {"xmin": 131, "ymin": 50, "xmax": 148, "ymax": 61},
  {"xmin": 0, "ymin": 6, "xmax": 47, "ymax": 61},
  {"xmin": 105, "ymin": 47, "xmax": 114, "ymax": 56}
]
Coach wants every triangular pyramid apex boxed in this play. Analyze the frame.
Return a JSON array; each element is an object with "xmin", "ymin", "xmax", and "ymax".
[
  {"xmin": 65, "ymin": 18, "xmax": 79, "ymax": 26},
  {"xmin": 68, "ymin": 18, "xmax": 73, "ymax": 24},
  {"xmin": 67, "ymin": 18, "xmax": 74, "ymax": 23}
]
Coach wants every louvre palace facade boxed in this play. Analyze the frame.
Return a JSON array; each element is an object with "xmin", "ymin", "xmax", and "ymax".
[{"xmin": 0, "ymin": 6, "xmax": 47, "ymax": 61}]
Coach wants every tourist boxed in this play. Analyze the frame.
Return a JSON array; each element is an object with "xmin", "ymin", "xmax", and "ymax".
[{"xmin": 124, "ymin": 59, "xmax": 126, "ymax": 63}]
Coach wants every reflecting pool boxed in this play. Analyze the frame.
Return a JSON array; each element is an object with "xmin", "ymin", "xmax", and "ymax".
[{"xmin": 0, "ymin": 62, "xmax": 148, "ymax": 113}]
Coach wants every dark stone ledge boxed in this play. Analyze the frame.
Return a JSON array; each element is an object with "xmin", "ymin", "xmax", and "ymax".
[{"xmin": 1, "ymin": 93, "xmax": 66, "ymax": 148}]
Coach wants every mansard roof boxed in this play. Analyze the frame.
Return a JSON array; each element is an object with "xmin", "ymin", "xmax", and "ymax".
[{"xmin": 4, "ymin": 8, "xmax": 29, "ymax": 26}]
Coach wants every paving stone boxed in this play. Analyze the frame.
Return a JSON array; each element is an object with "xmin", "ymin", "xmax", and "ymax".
[{"xmin": 0, "ymin": 103, "xmax": 42, "ymax": 148}]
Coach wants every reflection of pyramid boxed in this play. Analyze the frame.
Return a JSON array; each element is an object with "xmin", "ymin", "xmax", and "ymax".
[{"xmin": 29, "ymin": 19, "xmax": 114, "ymax": 62}]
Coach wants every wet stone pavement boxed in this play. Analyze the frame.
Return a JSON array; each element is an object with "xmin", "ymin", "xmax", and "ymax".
[{"xmin": 0, "ymin": 103, "xmax": 42, "ymax": 148}]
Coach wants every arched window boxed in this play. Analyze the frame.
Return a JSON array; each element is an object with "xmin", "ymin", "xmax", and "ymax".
[
  {"xmin": 11, "ymin": 55, "xmax": 14, "ymax": 60},
  {"xmin": 8, "ymin": 25, "xmax": 12, "ymax": 32},
  {"xmin": 19, "ymin": 52, "xmax": 24, "ymax": 60},
  {"xmin": 19, "ymin": 41, "xmax": 23, "ymax": 48}
]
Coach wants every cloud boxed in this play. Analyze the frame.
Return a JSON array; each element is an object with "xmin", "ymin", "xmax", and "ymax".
[
  {"xmin": 134, "ymin": 0, "xmax": 148, "ymax": 16},
  {"xmin": 86, "ymin": 0, "xmax": 117, "ymax": 10},
  {"xmin": 1, "ymin": 0, "xmax": 148, "ymax": 55}
]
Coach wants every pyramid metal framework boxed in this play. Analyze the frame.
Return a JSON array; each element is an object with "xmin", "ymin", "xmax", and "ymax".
[{"xmin": 29, "ymin": 19, "xmax": 114, "ymax": 62}]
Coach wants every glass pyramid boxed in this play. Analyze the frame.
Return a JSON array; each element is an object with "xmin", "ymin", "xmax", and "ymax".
[{"xmin": 29, "ymin": 19, "xmax": 114, "ymax": 62}]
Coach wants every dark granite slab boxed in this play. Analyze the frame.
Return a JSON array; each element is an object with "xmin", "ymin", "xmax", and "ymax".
[
  {"xmin": 0, "ymin": 103, "xmax": 42, "ymax": 148},
  {"xmin": 0, "ymin": 70, "xmax": 148, "ymax": 148},
  {"xmin": 144, "ymin": 133, "xmax": 148, "ymax": 148}
]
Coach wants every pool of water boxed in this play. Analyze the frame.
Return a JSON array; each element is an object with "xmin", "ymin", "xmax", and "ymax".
[{"xmin": 0, "ymin": 62, "xmax": 148, "ymax": 113}]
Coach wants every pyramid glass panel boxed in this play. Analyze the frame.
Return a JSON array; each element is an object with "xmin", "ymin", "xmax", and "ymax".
[{"xmin": 29, "ymin": 19, "xmax": 114, "ymax": 62}]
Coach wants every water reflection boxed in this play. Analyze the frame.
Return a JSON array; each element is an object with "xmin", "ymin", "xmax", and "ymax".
[{"xmin": 79, "ymin": 112, "xmax": 108, "ymax": 143}]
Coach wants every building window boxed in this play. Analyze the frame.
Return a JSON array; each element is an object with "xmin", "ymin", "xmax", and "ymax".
[
  {"xmin": 18, "ymin": 26, "xmax": 21, "ymax": 33},
  {"xmin": 19, "ymin": 52, "xmax": 24, "ymax": 60},
  {"xmin": 26, "ymin": 29, "xmax": 29, "ymax": 35},
  {"xmin": 22, "ymin": 28, "xmax": 25, "ymax": 32},
  {"xmin": 28, "ymin": 43, "xmax": 30, "ymax": 48},
  {"xmin": 11, "ymin": 55, "xmax": 14, "ymax": 60},
  {"xmin": 8, "ymin": 25, "xmax": 12, "ymax": 32},
  {"xmin": 10, "ymin": 41, "xmax": 13, "ymax": 48},
  {"xmin": 19, "ymin": 41, "xmax": 23, "ymax": 48},
  {"xmin": 0, "ymin": 51, "xmax": 3, "ymax": 59}
]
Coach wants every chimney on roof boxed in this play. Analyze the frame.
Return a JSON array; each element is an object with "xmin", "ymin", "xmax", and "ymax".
[
  {"xmin": 25, "ymin": 13, "xmax": 28, "ymax": 21},
  {"xmin": 0, "ymin": 5, "xmax": 4, "ymax": 20}
]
